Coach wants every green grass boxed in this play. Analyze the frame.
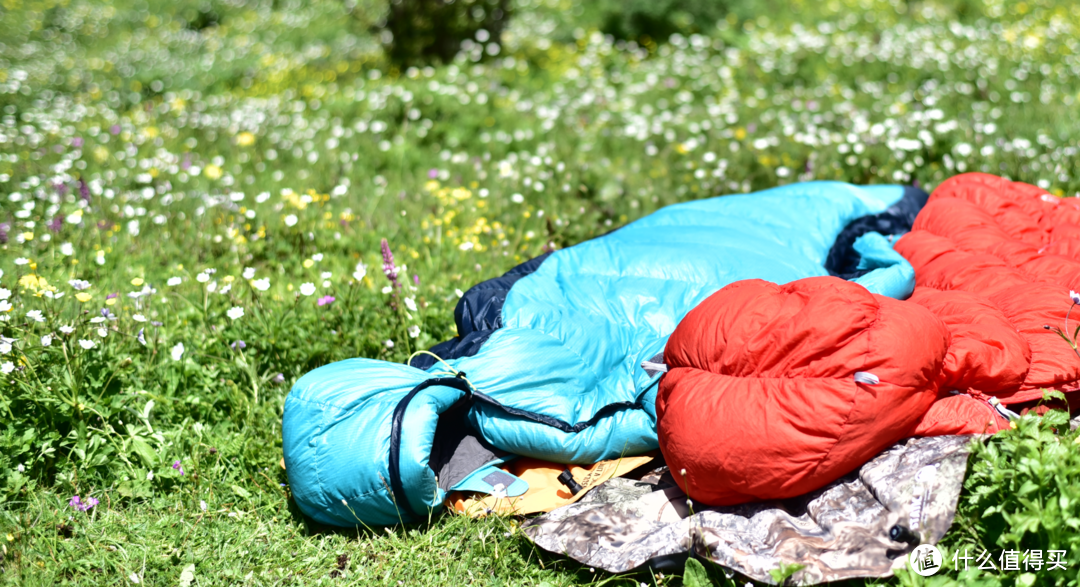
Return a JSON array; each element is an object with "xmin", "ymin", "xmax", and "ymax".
[{"xmin": 2, "ymin": 0, "xmax": 1080, "ymax": 584}]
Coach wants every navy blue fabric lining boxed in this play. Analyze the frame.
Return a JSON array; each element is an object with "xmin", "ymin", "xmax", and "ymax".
[
  {"xmin": 824, "ymin": 185, "xmax": 929, "ymax": 280},
  {"xmin": 413, "ymin": 185, "xmax": 927, "ymax": 372},
  {"xmin": 411, "ymin": 252, "xmax": 551, "ymax": 370}
]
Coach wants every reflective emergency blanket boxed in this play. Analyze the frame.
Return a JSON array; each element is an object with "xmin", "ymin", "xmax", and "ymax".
[{"xmin": 522, "ymin": 435, "xmax": 972, "ymax": 585}]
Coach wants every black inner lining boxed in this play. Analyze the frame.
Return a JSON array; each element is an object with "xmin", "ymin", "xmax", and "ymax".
[{"xmin": 428, "ymin": 399, "xmax": 508, "ymax": 491}]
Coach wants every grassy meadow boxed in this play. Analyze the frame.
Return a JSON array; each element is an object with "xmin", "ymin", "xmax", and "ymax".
[{"xmin": 2, "ymin": 0, "xmax": 1080, "ymax": 584}]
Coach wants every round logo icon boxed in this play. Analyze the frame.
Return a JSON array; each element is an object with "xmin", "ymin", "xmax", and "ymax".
[{"xmin": 908, "ymin": 544, "xmax": 943, "ymax": 577}]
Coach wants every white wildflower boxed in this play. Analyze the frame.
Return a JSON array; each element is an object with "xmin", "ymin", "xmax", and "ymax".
[
  {"xmin": 78, "ymin": 339, "xmax": 95, "ymax": 350},
  {"xmin": 0, "ymin": 362, "xmax": 13, "ymax": 375},
  {"xmin": 299, "ymin": 282, "xmax": 316, "ymax": 296},
  {"xmin": 59, "ymin": 325, "xmax": 74, "ymax": 334},
  {"xmin": 171, "ymin": 342, "xmax": 185, "ymax": 361},
  {"xmin": 68, "ymin": 279, "xmax": 91, "ymax": 291},
  {"xmin": 14, "ymin": 258, "xmax": 29, "ymax": 266},
  {"xmin": 352, "ymin": 262, "xmax": 367, "ymax": 282},
  {"xmin": 60, "ymin": 242, "xmax": 74, "ymax": 256},
  {"xmin": 227, "ymin": 306, "xmax": 245, "ymax": 320},
  {"xmin": 132, "ymin": 314, "xmax": 147, "ymax": 322},
  {"xmin": 242, "ymin": 267, "xmax": 256, "ymax": 280},
  {"xmin": 167, "ymin": 277, "xmax": 182, "ymax": 286},
  {"xmin": 97, "ymin": 328, "xmax": 108, "ymax": 338},
  {"xmin": 41, "ymin": 334, "xmax": 52, "ymax": 347},
  {"xmin": 381, "ymin": 286, "xmax": 393, "ymax": 294},
  {"xmin": 196, "ymin": 272, "xmax": 211, "ymax": 283},
  {"xmin": 26, "ymin": 310, "xmax": 44, "ymax": 323},
  {"xmin": 251, "ymin": 278, "xmax": 271, "ymax": 291},
  {"xmin": 0, "ymin": 288, "xmax": 9, "ymax": 300},
  {"xmin": 408, "ymin": 325, "xmax": 421, "ymax": 338},
  {"xmin": 312, "ymin": 253, "xmax": 324, "ymax": 262},
  {"xmin": 284, "ymin": 214, "xmax": 298, "ymax": 227},
  {"xmin": 404, "ymin": 297, "xmax": 418, "ymax": 312},
  {"xmin": 385, "ymin": 339, "xmax": 395, "ymax": 348}
]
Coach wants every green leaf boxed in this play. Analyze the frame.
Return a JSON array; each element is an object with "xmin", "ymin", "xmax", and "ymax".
[
  {"xmin": 130, "ymin": 437, "xmax": 158, "ymax": 468},
  {"xmin": 769, "ymin": 562, "xmax": 806, "ymax": 583},
  {"xmin": 683, "ymin": 557, "xmax": 712, "ymax": 587},
  {"xmin": 1042, "ymin": 389, "xmax": 1067, "ymax": 403},
  {"xmin": 230, "ymin": 484, "xmax": 252, "ymax": 499}
]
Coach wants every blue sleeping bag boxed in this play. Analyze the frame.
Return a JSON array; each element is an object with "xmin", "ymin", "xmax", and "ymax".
[{"xmin": 282, "ymin": 182, "xmax": 927, "ymax": 526}]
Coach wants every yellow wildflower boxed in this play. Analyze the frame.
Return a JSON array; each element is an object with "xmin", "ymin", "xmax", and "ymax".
[
  {"xmin": 76, "ymin": 292, "xmax": 92, "ymax": 303},
  {"xmin": 204, "ymin": 164, "xmax": 223, "ymax": 180},
  {"xmin": 18, "ymin": 274, "xmax": 39, "ymax": 290},
  {"xmin": 303, "ymin": 259, "xmax": 314, "ymax": 268},
  {"xmin": 236, "ymin": 132, "xmax": 255, "ymax": 146},
  {"xmin": 131, "ymin": 278, "xmax": 144, "ymax": 287}
]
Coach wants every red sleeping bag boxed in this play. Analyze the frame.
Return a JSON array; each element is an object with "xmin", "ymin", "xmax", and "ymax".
[{"xmin": 658, "ymin": 173, "xmax": 1078, "ymax": 506}]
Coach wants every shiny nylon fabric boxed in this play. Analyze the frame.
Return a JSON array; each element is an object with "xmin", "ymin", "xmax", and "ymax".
[
  {"xmin": 657, "ymin": 277, "xmax": 948, "ymax": 506},
  {"xmin": 450, "ymin": 182, "xmax": 916, "ymax": 464},
  {"xmin": 896, "ymin": 173, "xmax": 1080, "ymax": 407},
  {"xmin": 283, "ymin": 181, "xmax": 917, "ymax": 526}
]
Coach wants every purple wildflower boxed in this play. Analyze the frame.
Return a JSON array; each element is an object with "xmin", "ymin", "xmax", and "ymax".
[
  {"xmin": 106, "ymin": 292, "xmax": 118, "ymax": 300},
  {"xmin": 230, "ymin": 340, "xmax": 246, "ymax": 350},
  {"xmin": 137, "ymin": 328, "xmax": 146, "ymax": 346},
  {"xmin": 151, "ymin": 321, "xmax": 163, "ymax": 327},
  {"xmin": 55, "ymin": 182, "xmax": 69, "ymax": 197},
  {"xmin": 100, "ymin": 308, "xmax": 116, "ymax": 319},
  {"xmin": 181, "ymin": 153, "xmax": 192, "ymax": 171},
  {"xmin": 272, "ymin": 373, "xmax": 285, "ymax": 384},
  {"xmin": 172, "ymin": 460, "xmax": 185, "ymax": 475},
  {"xmin": 110, "ymin": 124, "xmax": 121, "ymax": 135},
  {"xmin": 0, "ymin": 223, "xmax": 8, "ymax": 244},
  {"xmin": 427, "ymin": 168, "xmax": 439, "ymax": 179},
  {"xmin": 380, "ymin": 239, "xmax": 400, "ymax": 285},
  {"xmin": 317, "ymin": 295, "xmax": 335, "ymax": 307},
  {"xmin": 413, "ymin": 274, "xmax": 420, "ymax": 286},
  {"xmin": 78, "ymin": 178, "xmax": 90, "ymax": 202},
  {"xmin": 72, "ymin": 137, "xmax": 84, "ymax": 148},
  {"xmin": 68, "ymin": 495, "xmax": 99, "ymax": 512},
  {"xmin": 48, "ymin": 214, "xmax": 64, "ymax": 233}
]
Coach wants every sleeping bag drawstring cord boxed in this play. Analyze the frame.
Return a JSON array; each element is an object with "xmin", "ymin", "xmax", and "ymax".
[{"xmin": 407, "ymin": 350, "xmax": 479, "ymax": 395}]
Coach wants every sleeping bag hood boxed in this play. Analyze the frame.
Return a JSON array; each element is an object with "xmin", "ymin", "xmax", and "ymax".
[{"xmin": 282, "ymin": 181, "xmax": 928, "ymax": 527}]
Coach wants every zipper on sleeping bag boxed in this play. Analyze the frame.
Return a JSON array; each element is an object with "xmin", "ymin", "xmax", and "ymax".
[{"xmin": 387, "ymin": 372, "xmax": 662, "ymax": 519}]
